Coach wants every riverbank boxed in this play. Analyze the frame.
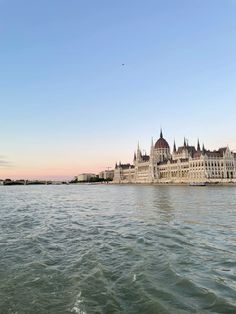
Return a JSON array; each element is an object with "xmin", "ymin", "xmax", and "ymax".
[
  {"xmin": 111, "ymin": 181, "xmax": 236, "ymax": 186},
  {"xmin": 0, "ymin": 179, "xmax": 69, "ymax": 186}
]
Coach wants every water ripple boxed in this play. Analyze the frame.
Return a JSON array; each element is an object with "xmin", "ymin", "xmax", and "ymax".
[{"xmin": 0, "ymin": 185, "xmax": 236, "ymax": 313}]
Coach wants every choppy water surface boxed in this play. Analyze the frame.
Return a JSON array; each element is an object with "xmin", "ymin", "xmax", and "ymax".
[{"xmin": 0, "ymin": 185, "xmax": 236, "ymax": 314}]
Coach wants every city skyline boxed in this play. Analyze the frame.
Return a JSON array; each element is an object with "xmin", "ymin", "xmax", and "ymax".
[{"xmin": 1, "ymin": 0, "xmax": 236, "ymax": 179}]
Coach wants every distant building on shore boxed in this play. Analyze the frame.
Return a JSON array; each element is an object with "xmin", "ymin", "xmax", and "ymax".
[
  {"xmin": 99, "ymin": 170, "xmax": 114, "ymax": 180},
  {"xmin": 76, "ymin": 173, "xmax": 97, "ymax": 182},
  {"xmin": 113, "ymin": 130, "xmax": 236, "ymax": 184}
]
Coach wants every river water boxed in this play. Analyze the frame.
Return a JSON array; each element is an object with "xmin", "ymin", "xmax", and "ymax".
[{"xmin": 0, "ymin": 185, "xmax": 236, "ymax": 314}]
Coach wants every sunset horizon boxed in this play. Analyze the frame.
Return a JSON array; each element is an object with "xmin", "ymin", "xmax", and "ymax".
[{"xmin": 1, "ymin": 1, "xmax": 236, "ymax": 180}]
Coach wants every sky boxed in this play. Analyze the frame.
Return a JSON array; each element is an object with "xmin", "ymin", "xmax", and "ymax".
[{"xmin": 0, "ymin": 0, "xmax": 236, "ymax": 180}]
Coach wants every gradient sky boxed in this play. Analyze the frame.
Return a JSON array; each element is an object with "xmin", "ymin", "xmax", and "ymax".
[{"xmin": 0, "ymin": 0, "xmax": 236, "ymax": 179}]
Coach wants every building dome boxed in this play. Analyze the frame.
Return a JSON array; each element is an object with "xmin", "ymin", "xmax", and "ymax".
[
  {"xmin": 154, "ymin": 130, "xmax": 170, "ymax": 149},
  {"xmin": 154, "ymin": 138, "xmax": 170, "ymax": 149}
]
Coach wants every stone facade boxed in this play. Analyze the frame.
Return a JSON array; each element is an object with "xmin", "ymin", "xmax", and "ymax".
[
  {"xmin": 99, "ymin": 170, "xmax": 114, "ymax": 180},
  {"xmin": 113, "ymin": 131, "xmax": 236, "ymax": 184},
  {"xmin": 76, "ymin": 173, "xmax": 97, "ymax": 182}
]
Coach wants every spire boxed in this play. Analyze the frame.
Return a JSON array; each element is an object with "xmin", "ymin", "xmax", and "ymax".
[
  {"xmin": 137, "ymin": 141, "xmax": 141, "ymax": 161},
  {"xmin": 137, "ymin": 141, "xmax": 142, "ymax": 154},
  {"xmin": 160, "ymin": 128, "xmax": 163, "ymax": 138},
  {"xmin": 150, "ymin": 137, "xmax": 154, "ymax": 156},
  {"xmin": 202, "ymin": 143, "xmax": 206, "ymax": 154},
  {"xmin": 137, "ymin": 141, "xmax": 140, "ymax": 156},
  {"xmin": 173, "ymin": 140, "xmax": 176, "ymax": 153},
  {"xmin": 184, "ymin": 137, "xmax": 186, "ymax": 147},
  {"xmin": 197, "ymin": 139, "xmax": 200, "ymax": 151},
  {"xmin": 134, "ymin": 152, "xmax": 136, "ymax": 161}
]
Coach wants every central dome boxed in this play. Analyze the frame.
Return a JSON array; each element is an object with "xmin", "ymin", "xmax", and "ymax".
[{"xmin": 154, "ymin": 130, "xmax": 170, "ymax": 149}]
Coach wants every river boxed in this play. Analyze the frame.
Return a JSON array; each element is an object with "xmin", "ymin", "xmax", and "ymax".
[{"xmin": 0, "ymin": 185, "xmax": 236, "ymax": 313}]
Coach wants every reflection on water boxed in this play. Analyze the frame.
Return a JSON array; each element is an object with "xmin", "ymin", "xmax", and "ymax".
[{"xmin": 0, "ymin": 185, "xmax": 236, "ymax": 313}]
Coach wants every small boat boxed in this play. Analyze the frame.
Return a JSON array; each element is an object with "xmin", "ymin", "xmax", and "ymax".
[{"xmin": 189, "ymin": 182, "xmax": 206, "ymax": 186}]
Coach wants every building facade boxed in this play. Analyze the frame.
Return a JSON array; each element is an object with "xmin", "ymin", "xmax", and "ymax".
[
  {"xmin": 113, "ymin": 130, "xmax": 236, "ymax": 184},
  {"xmin": 99, "ymin": 170, "xmax": 114, "ymax": 180},
  {"xmin": 76, "ymin": 173, "xmax": 97, "ymax": 182}
]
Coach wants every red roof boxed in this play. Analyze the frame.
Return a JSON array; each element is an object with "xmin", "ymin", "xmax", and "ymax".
[{"xmin": 154, "ymin": 137, "xmax": 169, "ymax": 149}]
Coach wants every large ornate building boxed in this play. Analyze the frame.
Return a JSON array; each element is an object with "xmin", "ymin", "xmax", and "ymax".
[{"xmin": 113, "ymin": 130, "xmax": 236, "ymax": 184}]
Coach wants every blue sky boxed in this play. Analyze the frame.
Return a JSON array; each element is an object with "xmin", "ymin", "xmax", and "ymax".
[{"xmin": 0, "ymin": 0, "xmax": 236, "ymax": 178}]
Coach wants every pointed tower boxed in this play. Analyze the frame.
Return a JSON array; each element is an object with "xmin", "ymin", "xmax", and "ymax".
[
  {"xmin": 184, "ymin": 138, "xmax": 187, "ymax": 148},
  {"xmin": 173, "ymin": 140, "xmax": 177, "ymax": 153},
  {"xmin": 150, "ymin": 137, "xmax": 154, "ymax": 155},
  {"xmin": 160, "ymin": 128, "xmax": 163, "ymax": 139},
  {"xmin": 149, "ymin": 137, "xmax": 155, "ymax": 182},
  {"xmin": 202, "ymin": 143, "xmax": 206, "ymax": 155},
  {"xmin": 136, "ymin": 142, "xmax": 142, "ymax": 162},
  {"xmin": 197, "ymin": 139, "xmax": 201, "ymax": 151}
]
